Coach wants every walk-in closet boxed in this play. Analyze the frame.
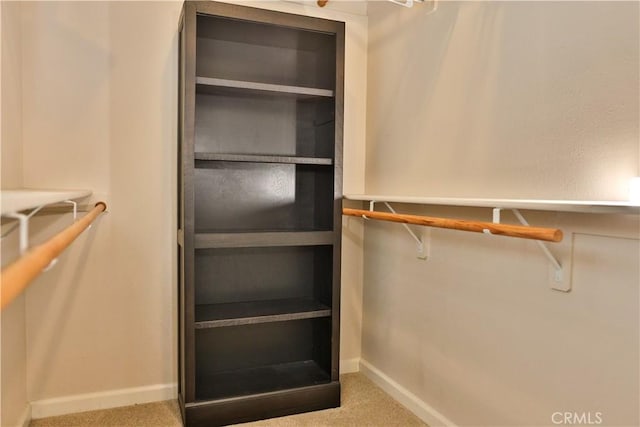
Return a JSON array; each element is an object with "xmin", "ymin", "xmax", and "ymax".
[{"xmin": 1, "ymin": 1, "xmax": 638, "ymax": 426}]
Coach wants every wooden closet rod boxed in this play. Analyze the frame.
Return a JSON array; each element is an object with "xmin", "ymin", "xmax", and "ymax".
[
  {"xmin": 343, "ymin": 208, "xmax": 563, "ymax": 243},
  {"xmin": 1, "ymin": 202, "xmax": 107, "ymax": 310}
]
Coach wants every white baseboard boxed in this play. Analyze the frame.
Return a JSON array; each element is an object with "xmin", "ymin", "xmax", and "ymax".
[
  {"xmin": 18, "ymin": 404, "xmax": 32, "ymax": 427},
  {"xmin": 30, "ymin": 383, "xmax": 177, "ymax": 420},
  {"xmin": 360, "ymin": 359, "xmax": 456, "ymax": 427},
  {"xmin": 340, "ymin": 358, "xmax": 360, "ymax": 373}
]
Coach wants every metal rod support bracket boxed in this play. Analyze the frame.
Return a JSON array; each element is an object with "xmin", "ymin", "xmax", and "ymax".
[
  {"xmin": 388, "ymin": 0, "xmax": 425, "ymax": 7},
  {"xmin": 493, "ymin": 208, "xmax": 502, "ymax": 223},
  {"xmin": 64, "ymin": 200, "xmax": 78, "ymax": 220},
  {"xmin": 512, "ymin": 209, "xmax": 570, "ymax": 291},
  {"xmin": 482, "ymin": 208, "xmax": 503, "ymax": 235},
  {"xmin": 388, "ymin": 0, "xmax": 414, "ymax": 7},
  {"xmin": 380, "ymin": 202, "xmax": 428, "ymax": 260},
  {"xmin": 5, "ymin": 212, "xmax": 30, "ymax": 255},
  {"xmin": 3, "ymin": 205, "xmax": 46, "ymax": 254},
  {"xmin": 2, "ymin": 201, "xmax": 80, "ymax": 261}
]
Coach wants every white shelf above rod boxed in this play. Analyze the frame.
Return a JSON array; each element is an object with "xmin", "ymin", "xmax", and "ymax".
[
  {"xmin": 1, "ymin": 189, "xmax": 93, "ymax": 254},
  {"xmin": 1, "ymin": 189, "xmax": 92, "ymax": 215},
  {"xmin": 342, "ymin": 194, "xmax": 638, "ymax": 292},
  {"xmin": 344, "ymin": 194, "xmax": 640, "ymax": 215}
]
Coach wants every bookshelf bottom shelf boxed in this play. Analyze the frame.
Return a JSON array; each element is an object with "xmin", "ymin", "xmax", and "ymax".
[{"xmin": 196, "ymin": 360, "xmax": 331, "ymax": 401}]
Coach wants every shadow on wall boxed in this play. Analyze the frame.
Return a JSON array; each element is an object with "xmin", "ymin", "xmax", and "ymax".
[
  {"xmin": 366, "ymin": 0, "xmax": 458, "ymax": 159},
  {"xmin": 26, "ymin": 213, "xmax": 103, "ymax": 397}
]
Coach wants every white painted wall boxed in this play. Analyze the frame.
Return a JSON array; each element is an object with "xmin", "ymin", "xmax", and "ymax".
[
  {"xmin": 0, "ymin": 1, "xmax": 23, "ymax": 189},
  {"xmin": 2, "ymin": 0, "xmax": 366, "ymax": 417},
  {"xmin": 12, "ymin": 1, "xmax": 636, "ymax": 424},
  {"xmin": 1, "ymin": 1, "xmax": 29, "ymax": 426},
  {"xmin": 362, "ymin": 1, "xmax": 639, "ymax": 426},
  {"xmin": 20, "ymin": 2, "xmax": 180, "ymax": 407},
  {"xmin": 366, "ymin": 1, "xmax": 638, "ymax": 200}
]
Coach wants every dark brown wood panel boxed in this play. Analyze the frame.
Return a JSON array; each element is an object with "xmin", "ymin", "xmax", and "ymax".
[
  {"xmin": 181, "ymin": 0, "xmax": 198, "ymax": 405},
  {"xmin": 185, "ymin": 382, "xmax": 340, "ymax": 427},
  {"xmin": 195, "ymin": 298, "xmax": 331, "ymax": 328},
  {"xmin": 331, "ymin": 21, "xmax": 345, "ymax": 383},
  {"xmin": 194, "ymin": 231, "xmax": 334, "ymax": 249}
]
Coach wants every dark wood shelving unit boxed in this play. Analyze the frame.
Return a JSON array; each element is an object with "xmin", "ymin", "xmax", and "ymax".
[{"xmin": 178, "ymin": 2, "xmax": 344, "ymax": 426}]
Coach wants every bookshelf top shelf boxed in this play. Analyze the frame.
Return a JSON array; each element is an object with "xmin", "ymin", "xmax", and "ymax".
[{"xmin": 196, "ymin": 77, "xmax": 334, "ymax": 98}]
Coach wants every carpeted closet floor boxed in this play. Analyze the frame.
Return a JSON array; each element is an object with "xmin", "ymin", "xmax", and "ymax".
[{"xmin": 29, "ymin": 373, "xmax": 427, "ymax": 426}]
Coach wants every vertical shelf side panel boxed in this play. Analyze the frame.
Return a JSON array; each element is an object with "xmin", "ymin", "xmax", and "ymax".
[
  {"xmin": 177, "ymin": 9, "xmax": 185, "ymax": 410},
  {"xmin": 181, "ymin": 0, "xmax": 198, "ymax": 405},
  {"xmin": 331, "ymin": 23, "xmax": 345, "ymax": 382}
]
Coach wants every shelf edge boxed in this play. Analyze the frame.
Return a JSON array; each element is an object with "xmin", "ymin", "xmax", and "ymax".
[
  {"xmin": 195, "ymin": 153, "xmax": 333, "ymax": 165},
  {"xmin": 1, "ymin": 189, "xmax": 93, "ymax": 215},
  {"xmin": 195, "ymin": 309, "xmax": 332, "ymax": 329},
  {"xmin": 344, "ymin": 194, "xmax": 640, "ymax": 215},
  {"xmin": 195, "ymin": 231, "xmax": 335, "ymax": 248},
  {"xmin": 196, "ymin": 77, "xmax": 334, "ymax": 98}
]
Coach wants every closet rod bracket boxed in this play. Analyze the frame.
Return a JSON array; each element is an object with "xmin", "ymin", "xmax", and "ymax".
[
  {"xmin": 3, "ymin": 201, "xmax": 84, "ymax": 258},
  {"xmin": 367, "ymin": 201, "xmax": 428, "ymax": 260},
  {"xmin": 511, "ymin": 209, "xmax": 570, "ymax": 291},
  {"xmin": 64, "ymin": 200, "xmax": 78, "ymax": 220},
  {"xmin": 3, "ymin": 204, "xmax": 48, "ymax": 255},
  {"xmin": 493, "ymin": 208, "xmax": 501, "ymax": 223},
  {"xmin": 483, "ymin": 208, "xmax": 503, "ymax": 235},
  {"xmin": 5, "ymin": 212, "xmax": 31, "ymax": 255}
]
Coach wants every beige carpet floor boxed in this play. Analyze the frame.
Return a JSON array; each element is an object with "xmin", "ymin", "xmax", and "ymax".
[{"xmin": 30, "ymin": 373, "xmax": 426, "ymax": 427}]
